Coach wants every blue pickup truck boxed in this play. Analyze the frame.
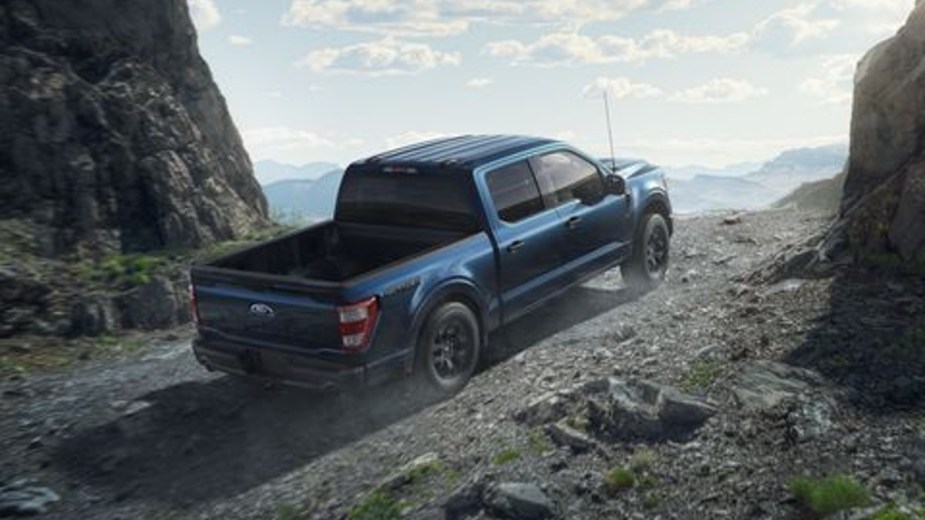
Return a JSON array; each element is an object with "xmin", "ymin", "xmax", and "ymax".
[{"xmin": 190, "ymin": 135, "xmax": 672, "ymax": 394}]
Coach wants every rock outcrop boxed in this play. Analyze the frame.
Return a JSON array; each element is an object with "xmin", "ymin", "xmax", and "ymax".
[
  {"xmin": 836, "ymin": 2, "xmax": 925, "ymax": 265},
  {"xmin": 0, "ymin": 0, "xmax": 269, "ymax": 257}
]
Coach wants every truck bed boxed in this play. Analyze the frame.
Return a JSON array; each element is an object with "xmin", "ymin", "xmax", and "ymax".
[{"xmin": 210, "ymin": 221, "xmax": 474, "ymax": 283}]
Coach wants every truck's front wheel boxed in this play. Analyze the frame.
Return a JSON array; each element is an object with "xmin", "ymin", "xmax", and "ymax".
[
  {"xmin": 621, "ymin": 212, "xmax": 670, "ymax": 291},
  {"xmin": 415, "ymin": 301, "xmax": 480, "ymax": 396}
]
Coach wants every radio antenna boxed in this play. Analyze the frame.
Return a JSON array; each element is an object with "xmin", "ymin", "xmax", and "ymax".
[{"xmin": 603, "ymin": 91, "xmax": 617, "ymax": 169}]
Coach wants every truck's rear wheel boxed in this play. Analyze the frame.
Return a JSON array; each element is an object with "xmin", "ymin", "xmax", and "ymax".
[
  {"xmin": 415, "ymin": 301, "xmax": 480, "ymax": 396},
  {"xmin": 621, "ymin": 212, "xmax": 670, "ymax": 292}
]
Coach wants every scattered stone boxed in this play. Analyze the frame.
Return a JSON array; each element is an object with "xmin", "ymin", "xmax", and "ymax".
[
  {"xmin": 680, "ymin": 270, "xmax": 698, "ymax": 283},
  {"xmin": 445, "ymin": 482, "xmax": 485, "ymax": 520},
  {"xmin": 587, "ymin": 378, "xmax": 717, "ymax": 442},
  {"xmin": 760, "ymin": 279, "xmax": 805, "ymax": 297},
  {"xmin": 378, "ymin": 452, "xmax": 441, "ymax": 491},
  {"xmin": 714, "ymin": 254, "xmax": 737, "ymax": 266},
  {"xmin": 547, "ymin": 421, "xmax": 596, "ymax": 453},
  {"xmin": 731, "ymin": 361, "xmax": 826, "ymax": 411},
  {"xmin": 69, "ymin": 297, "xmax": 116, "ymax": 337},
  {"xmin": 483, "ymin": 482, "xmax": 555, "ymax": 520},
  {"xmin": 0, "ymin": 480, "xmax": 60, "ymax": 516},
  {"xmin": 722, "ymin": 215, "xmax": 743, "ymax": 226}
]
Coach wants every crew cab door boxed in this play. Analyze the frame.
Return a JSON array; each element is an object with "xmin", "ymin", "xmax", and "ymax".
[
  {"xmin": 483, "ymin": 160, "xmax": 566, "ymax": 321},
  {"xmin": 530, "ymin": 150, "xmax": 631, "ymax": 283}
]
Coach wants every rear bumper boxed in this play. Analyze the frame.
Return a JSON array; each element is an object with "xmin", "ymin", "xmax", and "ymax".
[{"xmin": 192, "ymin": 336, "xmax": 406, "ymax": 391}]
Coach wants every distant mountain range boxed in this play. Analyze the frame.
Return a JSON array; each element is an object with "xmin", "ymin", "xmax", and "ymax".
[
  {"xmin": 254, "ymin": 160, "xmax": 340, "ymax": 185},
  {"xmin": 666, "ymin": 144, "xmax": 848, "ymax": 213},
  {"xmin": 258, "ymin": 143, "xmax": 849, "ymax": 222},
  {"xmin": 259, "ymin": 165, "xmax": 343, "ymax": 223}
]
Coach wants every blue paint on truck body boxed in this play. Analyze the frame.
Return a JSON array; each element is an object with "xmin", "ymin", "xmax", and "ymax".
[{"xmin": 190, "ymin": 135, "xmax": 672, "ymax": 390}]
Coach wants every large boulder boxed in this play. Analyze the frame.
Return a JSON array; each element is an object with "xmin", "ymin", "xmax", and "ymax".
[
  {"xmin": 0, "ymin": 0, "xmax": 269, "ymax": 257},
  {"xmin": 838, "ymin": 3, "xmax": 925, "ymax": 265}
]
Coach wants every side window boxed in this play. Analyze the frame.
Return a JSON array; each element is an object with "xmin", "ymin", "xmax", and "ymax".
[
  {"xmin": 531, "ymin": 151, "xmax": 604, "ymax": 207},
  {"xmin": 486, "ymin": 161, "xmax": 544, "ymax": 223}
]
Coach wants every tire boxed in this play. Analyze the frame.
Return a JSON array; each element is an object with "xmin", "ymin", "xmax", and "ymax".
[
  {"xmin": 621, "ymin": 212, "xmax": 670, "ymax": 291},
  {"xmin": 414, "ymin": 301, "xmax": 481, "ymax": 396}
]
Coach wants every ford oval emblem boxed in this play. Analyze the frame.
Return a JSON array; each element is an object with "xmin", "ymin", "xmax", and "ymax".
[{"xmin": 249, "ymin": 303, "xmax": 275, "ymax": 318}]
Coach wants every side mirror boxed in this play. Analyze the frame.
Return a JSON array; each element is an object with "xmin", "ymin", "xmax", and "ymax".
[{"xmin": 605, "ymin": 174, "xmax": 626, "ymax": 196}]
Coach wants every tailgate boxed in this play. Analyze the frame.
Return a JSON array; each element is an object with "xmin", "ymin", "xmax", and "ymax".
[{"xmin": 192, "ymin": 268, "xmax": 343, "ymax": 352}]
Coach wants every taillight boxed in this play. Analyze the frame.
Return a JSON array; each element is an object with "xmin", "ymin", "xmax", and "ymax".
[
  {"xmin": 337, "ymin": 296, "xmax": 379, "ymax": 352},
  {"xmin": 189, "ymin": 283, "xmax": 201, "ymax": 326}
]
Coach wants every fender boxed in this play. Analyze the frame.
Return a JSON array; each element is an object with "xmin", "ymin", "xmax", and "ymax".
[{"xmin": 403, "ymin": 278, "xmax": 490, "ymax": 372}]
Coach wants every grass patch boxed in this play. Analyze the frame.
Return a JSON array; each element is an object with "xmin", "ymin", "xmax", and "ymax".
[
  {"xmin": 0, "ymin": 356, "xmax": 29, "ymax": 376},
  {"xmin": 871, "ymin": 506, "xmax": 925, "ymax": 520},
  {"xmin": 76, "ymin": 254, "xmax": 168, "ymax": 288},
  {"xmin": 275, "ymin": 503, "xmax": 301, "ymax": 520},
  {"xmin": 681, "ymin": 360, "xmax": 723, "ymax": 392},
  {"xmin": 643, "ymin": 492, "xmax": 660, "ymax": 509},
  {"xmin": 95, "ymin": 334, "xmax": 145, "ymax": 354},
  {"xmin": 566, "ymin": 412, "xmax": 591, "ymax": 433},
  {"xmin": 604, "ymin": 467, "xmax": 636, "ymax": 494},
  {"xmin": 492, "ymin": 447, "xmax": 522, "ymax": 466},
  {"xmin": 630, "ymin": 449, "xmax": 654, "ymax": 473},
  {"xmin": 348, "ymin": 491, "xmax": 405, "ymax": 520},
  {"xmin": 527, "ymin": 430, "xmax": 554, "ymax": 455},
  {"xmin": 403, "ymin": 458, "xmax": 445, "ymax": 484},
  {"xmin": 790, "ymin": 474, "xmax": 870, "ymax": 518}
]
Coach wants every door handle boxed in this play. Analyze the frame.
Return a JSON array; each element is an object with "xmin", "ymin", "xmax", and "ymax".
[
  {"xmin": 506, "ymin": 240, "xmax": 525, "ymax": 253},
  {"xmin": 566, "ymin": 216, "xmax": 582, "ymax": 229}
]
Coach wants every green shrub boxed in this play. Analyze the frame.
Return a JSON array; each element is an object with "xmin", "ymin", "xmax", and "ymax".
[
  {"xmin": 681, "ymin": 360, "xmax": 723, "ymax": 392},
  {"xmin": 275, "ymin": 503, "xmax": 301, "ymax": 520},
  {"xmin": 527, "ymin": 430, "xmax": 554, "ymax": 455},
  {"xmin": 348, "ymin": 491, "xmax": 403, "ymax": 520},
  {"xmin": 492, "ymin": 448, "xmax": 521, "ymax": 466},
  {"xmin": 790, "ymin": 474, "xmax": 870, "ymax": 518},
  {"xmin": 605, "ymin": 467, "xmax": 636, "ymax": 493}
]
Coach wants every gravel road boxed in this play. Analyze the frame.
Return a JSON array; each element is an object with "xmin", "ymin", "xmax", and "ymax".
[{"xmin": 3, "ymin": 209, "xmax": 923, "ymax": 520}]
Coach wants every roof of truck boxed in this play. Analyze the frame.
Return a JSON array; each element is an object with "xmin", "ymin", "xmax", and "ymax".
[{"xmin": 357, "ymin": 135, "xmax": 559, "ymax": 170}]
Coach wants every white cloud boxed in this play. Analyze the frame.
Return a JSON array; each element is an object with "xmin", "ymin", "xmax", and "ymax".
[
  {"xmin": 466, "ymin": 77, "xmax": 493, "ymax": 88},
  {"xmin": 242, "ymin": 127, "xmax": 364, "ymax": 164},
  {"xmin": 296, "ymin": 38, "xmax": 461, "ymax": 76},
  {"xmin": 485, "ymin": 29, "xmax": 749, "ymax": 66},
  {"xmin": 281, "ymin": 0, "xmax": 701, "ymax": 38},
  {"xmin": 229, "ymin": 35, "xmax": 253, "ymax": 46},
  {"xmin": 754, "ymin": 4, "xmax": 840, "ymax": 47},
  {"xmin": 800, "ymin": 54, "xmax": 857, "ymax": 104},
  {"xmin": 669, "ymin": 78, "xmax": 769, "ymax": 103},
  {"xmin": 189, "ymin": 0, "xmax": 221, "ymax": 31},
  {"xmin": 582, "ymin": 77, "xmax": 663, "ymax": 100},
  {"xmin": 385, "ymin": 131, "xmax": 447, "ymax": 149},
  {"xmin": 754, "ymin": 0, "xmax": 912, "ymax": 50}
]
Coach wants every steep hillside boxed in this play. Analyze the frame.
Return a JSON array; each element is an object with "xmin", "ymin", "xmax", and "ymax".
[
  {"xmin": 0, "ymin": 0, "xmax": 269, "ymax": 257},
  {"xmin": 773, "ymin": 171, "xmax": 846, "ymax": 214}
]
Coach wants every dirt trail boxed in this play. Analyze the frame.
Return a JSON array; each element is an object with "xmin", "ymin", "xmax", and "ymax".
[{"xmin": 4, "ymin": 209, "xmax": 921, "ymax": 520}]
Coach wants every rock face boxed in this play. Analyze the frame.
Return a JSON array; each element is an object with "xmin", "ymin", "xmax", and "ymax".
[
  {"xmin": 838, "ymin": 3, "xmax": 925, "ymax": 264},
  {"xmin": 0, "ymin": 0, "xmax": 269, "ymax": 257}
]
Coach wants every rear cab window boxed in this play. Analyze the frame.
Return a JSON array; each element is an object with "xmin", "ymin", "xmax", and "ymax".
[
  {"xmin": 336, "ymin": 165, "xmax": 480, "ymax": 231},
  {"xmin": 485, "ymin": 161, "xmax": 545, "ymax": 223}
]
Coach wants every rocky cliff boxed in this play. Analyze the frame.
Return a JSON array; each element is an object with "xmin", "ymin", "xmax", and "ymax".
[
  {"xmin": 838, "ymin": 1, "xmax": 925, "ymax": 265},
  {"xmin": 0, "ymin": 0, "xmax": 269, "ymax": 257}
]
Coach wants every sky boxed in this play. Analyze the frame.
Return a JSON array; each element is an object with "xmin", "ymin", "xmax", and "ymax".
[{"xmin": 189, "ymin": 0, "xmax": 915, "ymax": 170}]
